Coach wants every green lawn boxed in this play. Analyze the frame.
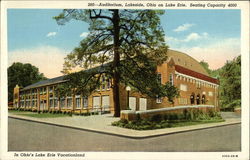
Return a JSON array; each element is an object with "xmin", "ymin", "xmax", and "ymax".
[
  {"xmin": 17, "ymin": 113, "xmax": 70, "ymax": 118},
  {"xmin": 9, "ymin": 110, "xmax": 70, "ymax": 118}
]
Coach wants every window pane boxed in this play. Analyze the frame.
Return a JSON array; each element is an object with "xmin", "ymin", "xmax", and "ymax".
[
  {"xmin": 67, "ymin": 98, "xmax": 72, "ymax": 108},
  {"xmin": 76, "ymin": 98, "xmax": 81, "ymax": 109},
  {"xmin": 83, "ymin": 97, "xmax": 88, "ymax": 108}
]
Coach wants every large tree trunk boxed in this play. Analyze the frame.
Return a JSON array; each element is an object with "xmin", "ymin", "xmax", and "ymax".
[{"xmin": 112, "ymin": 10, "xmax": 121, "ymax": 117}]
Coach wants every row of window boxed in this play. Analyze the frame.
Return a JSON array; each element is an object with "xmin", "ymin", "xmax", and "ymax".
[
  {"xmin": 19, "ymin": 96, "xmax": 89, "ymax": 109},
  {"xmin": 157, "ymin": 73, "xmax": 174, "ymax": 85}
]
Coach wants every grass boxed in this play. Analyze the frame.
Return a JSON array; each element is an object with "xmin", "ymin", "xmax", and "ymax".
[
  {"xmin": 9, "ymin": 110, "xmax": 70, "ymax": 118},
  {"xmin": 17, "ymin": 113, "xmax": 70, "ymax": 118}
]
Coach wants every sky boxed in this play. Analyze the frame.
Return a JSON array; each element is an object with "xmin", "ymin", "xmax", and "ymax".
[{"xmin": 8, "ymin": 9, "xmax": 241, "ymax": 78}]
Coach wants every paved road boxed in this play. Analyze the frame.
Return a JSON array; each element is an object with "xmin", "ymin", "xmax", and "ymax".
[{"xmin": 8, "ymin": 118, "xmax": 241, "ymax": 152}]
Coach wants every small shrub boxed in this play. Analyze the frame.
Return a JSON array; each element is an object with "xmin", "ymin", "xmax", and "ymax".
[
  {"xmin": 120, "ymin": 119, "xmax": 128, "ymax": 124},
  {"xmin": 225, "ymin": 99, "xmax": 241, "ymax": 110},
  {"xmin": 68, "ymin": 111, "xmax": 72, "ymax": 116},
  {"xmin": 135, "ymin": 114, "xmax": 141, "ymax": 121},
  {"xmin": 208, "ymin": 109, "xmax": 215, "ymax": 117},
  {"xmin": 150, "ymin": 114, "xmax": 162, "ymax": 122},
  {"xmin": 168, "ymin": 113, "xmax": 179, "ymax": 120},
  {"xmin": 184, "ymin": 110, "xmax": 194, "ymax": 120},
  {"xmin": 176, "ymin": 113, "xmax": 185, "ymax": 120}
]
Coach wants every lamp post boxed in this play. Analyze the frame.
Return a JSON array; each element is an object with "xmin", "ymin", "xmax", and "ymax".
[{"xmin": 126, "ymin": 86, "xmax": 131, "ymax": 110}]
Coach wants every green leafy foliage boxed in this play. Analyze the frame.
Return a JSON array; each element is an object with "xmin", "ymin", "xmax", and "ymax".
[
  {"xmin": 199, "ymin": 60, "xmax": 220, "ymax": 78},
  {"xmin": 54, "ymin": 9, "xmax": 179, "ymax": 116},
  {"xmin": 112, "ymin": 109, "xmax": 224, "ymax": 130},
  {"xmin": 219, "ymin": 56, "xmax": 241, "ymax": 109},
  {"xmin": 8, "ymin": 62, "xmax": 47, "ymax": 102},
  {"xmin": 200, "ymin": 56, "xmax": 241, "ymax": 110}
]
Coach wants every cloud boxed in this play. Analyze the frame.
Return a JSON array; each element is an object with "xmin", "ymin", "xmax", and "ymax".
[
  {"xmin": 176, "ymin": 38, "xmax": 240, "ymax": 70},
  {"xmin": 80, "ymin": 32, "xmax": 89, "ymax": 38},
  {"xmin": 202, "ymin": 32, "xmax": 209, "ymax": 37},
  {"xmin": 8, "ymin": 46, "xmax": 69, "ymax": 78},
  {"xmin": 46, "ymin": 32, "xmax": 57, "ymax": 37},
  {"xmin": 184, "ymin": 32, "xmax": 201, "ymax": 42},
  {"xmin": 173, "ymin": 23, "xmax": 195, "ymax": 32},
  {"xmin": 166, "ymin": 32, "xmax": 209, "ymax": 43}
]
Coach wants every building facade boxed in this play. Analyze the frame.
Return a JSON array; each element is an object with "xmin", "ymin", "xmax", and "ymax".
[{"xmin": 13, "ymin": 50, "xmax": 219, "ymax": 113}]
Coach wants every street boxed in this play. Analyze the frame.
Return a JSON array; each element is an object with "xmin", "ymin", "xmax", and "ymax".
[{"xmin": 8, "ymin": 117, "xmax": 241, "ymax": 152}]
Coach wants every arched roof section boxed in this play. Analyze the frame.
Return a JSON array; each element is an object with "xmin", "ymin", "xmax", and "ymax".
[{"xmin": 166, "ymin": 49, "xmax": 209, "ymax": 76}]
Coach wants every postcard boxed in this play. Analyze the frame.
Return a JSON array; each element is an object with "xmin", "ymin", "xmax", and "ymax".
[{"xmin": 1, "ymin": 1, "xmax": 249, "ymax": 160}]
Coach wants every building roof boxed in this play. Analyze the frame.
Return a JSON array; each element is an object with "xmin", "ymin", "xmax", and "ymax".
[
  {"xmin": 167, "ymin": 50, "xmax": 209, "ymax": 76},
  {"xmin": 20, "ymin": 50, "xmax": 216, "ymax": 90},
  {"xmin": 175, "ymin": 65, "xmax": 219, "ymax": 84},
  {"xmin": 20, "ymin": 63, "xmax": 110, "ymax": 91},
  {"xmin": 21, "ymin": 76, "xmax": 67, "ymax": 91}
]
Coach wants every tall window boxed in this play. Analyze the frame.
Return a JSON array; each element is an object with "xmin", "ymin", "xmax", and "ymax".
[
  {"xmin": 75, "ymin": 95, "xmax": 81, "ymax": 109},
  {"xmin": 40, "ymin": 100, "xmax": 44, "ymax": 110},
  {"xmin": 83, "ymin": 97, "xmax": 88, "ymax": 109},
  {"xmin": 49, "ymin": 86, "xmax": 53, "ymax": 93},
  {"xmin": 26, "ymin": 100, "xmax": 30, "ymax": 107},
  {"xmin": 49, "ymin": 99, "xmax": 54, "ymax": 108},
  {"xmin": 107, "ymin": 78, "xmax": 111, "ymax": 90},
  {"xmin": 169, "ymin": 73, "xmax": 174, "ymax": 86},
  {"xmin": 67, "ymin": 97, "xmax": 72, "ymax": 108},
  {"xmin": 54, "ymin": 97, "xmax": 58, "ymax": 108},
  {"xmin": 60, "ymin": 98, "xmax": 65, "ymax": 108},
  {"xmin": 157, "ymin": 73, "xmax": 162, "ymax": 84},
  {"xmin": 102, "ymin": 75, "xmax": 106, "ymax": 90},
  {"xmin": 39, "ymin": 88, "xmax": 43, "ymax": 95}
]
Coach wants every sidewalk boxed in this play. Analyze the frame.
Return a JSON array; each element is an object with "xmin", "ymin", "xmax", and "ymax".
[{"xmin": 8, "ymin": 112, "xmax": 241, "ymax": 139}]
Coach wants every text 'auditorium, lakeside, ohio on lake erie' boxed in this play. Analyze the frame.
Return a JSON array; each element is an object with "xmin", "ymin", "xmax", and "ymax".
[{"xmin": 97, "ymin": 2, "xmax": 230, "ymax": 8}]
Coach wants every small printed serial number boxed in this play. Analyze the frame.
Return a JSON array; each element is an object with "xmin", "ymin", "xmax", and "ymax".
[
  {"xmin": 222, "ymin": 154, "xmax": 238, "ymax": 158},
  {"xmin": 88, "ymin": 3, "xmax": 95, "ymax": 6}
]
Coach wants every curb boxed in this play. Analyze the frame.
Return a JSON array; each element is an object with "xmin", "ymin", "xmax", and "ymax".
[{"xmin": 8, "ymin": 116, "xmax": 241, "ymax": 139}]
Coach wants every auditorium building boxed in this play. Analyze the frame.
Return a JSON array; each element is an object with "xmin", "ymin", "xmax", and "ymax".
[{"xmin": 13, "ymin": 50, "xmax": 219, "ymax": 114}]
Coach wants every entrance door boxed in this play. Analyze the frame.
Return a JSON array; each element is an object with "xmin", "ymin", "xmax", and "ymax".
[
  {"xmin": 139, "ymin": 98, "xmax": 147, "ymax": 111},
  {"xmin": 93, "ymin": 96, "xmax": 100, "ymax": 108},
  {"xmin": 202, "ymin": 95, "xmax": 206, "ymax": 104},
  {"xmin": 196, "ymin": 94, "xmax": 200, "ymax": 105},
  {"xmin": 129, "ymin": 97, "xmax": 136, "ymax": 111},
  {"xmin": 102, "ymin": 96, "xmax": 110, "ymax": 108},
  {"xmin": 190, "ymin": 93, "xmax": 195, "ymax": 105}
]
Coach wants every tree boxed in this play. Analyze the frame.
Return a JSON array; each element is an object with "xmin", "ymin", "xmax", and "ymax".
[
  {"xmin": 200, "ymin": 57, "xmax": 241, "ymax": 110},
  {"xmin": 219, "ymin": 55, "xmax": 241, "ymax": 109},
  {"xmin": 8, "ymin": 62, "xmax": 47, "ymax": 102},
  {"xmin": 199, "ymin": 60, "xmax": 220, "ymax": 78},
  {"xmin": 54, "ymin": 9, "xmax": 179, "ymax": 117}
]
